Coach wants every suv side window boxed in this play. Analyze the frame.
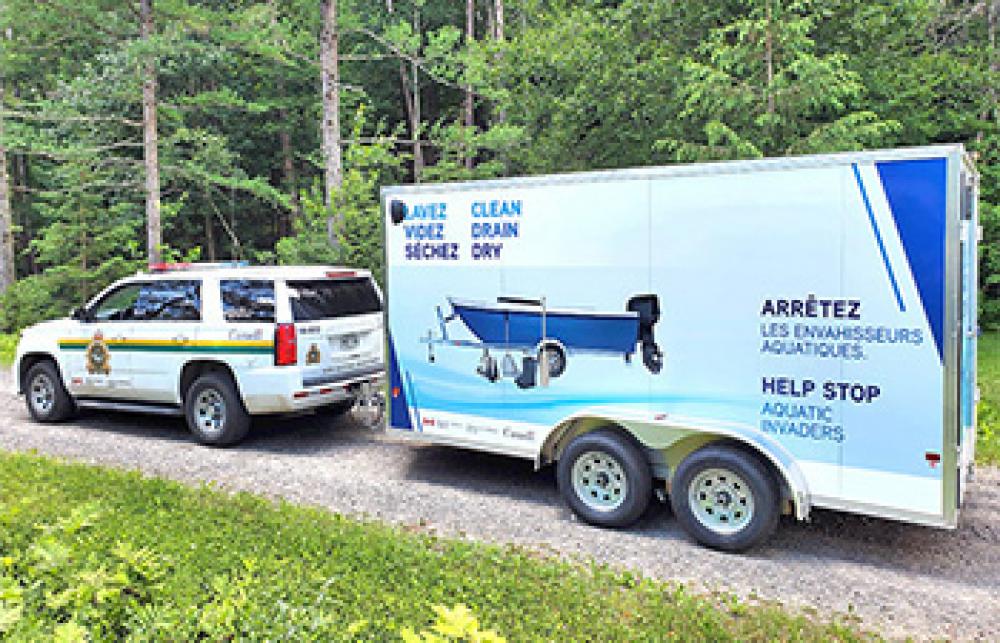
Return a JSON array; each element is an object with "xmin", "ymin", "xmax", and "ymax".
[
  {"xmin": 90, "ymin": 283, "xmax": 145, "ymax": 322},
  {"xmin": 133, "ymin": 280, "xmax": 202, "ymax": 321},
  {"xmin": 221, "ymin": 280, "xmax": 275, "ymax": 323}
]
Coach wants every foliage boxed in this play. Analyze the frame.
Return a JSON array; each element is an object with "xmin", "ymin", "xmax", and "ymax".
[
  {"xmin": 0, "ymin": 0, "xmax": 996, "ymax": 331},
  {"xmin": 276, "ymin": 110, "xmax": 401, "ymax": 285},
  {"xmin": 663, "ymin": 0, "xmax": 899, "ymax": 161},
  {"xmin": 0, "ymin": 452, "xmax": 867, "ymax": 640},
  {"xmin": 401, "ymin": 604, "xmax": 506, "ymax": 643},
  {"xmin": 0, "ymin": 334, "xmax": 16, "ymax": 367},
  {"xmin": 978, "ymin": 332, "xmax": 1000, "ymax": 466}
]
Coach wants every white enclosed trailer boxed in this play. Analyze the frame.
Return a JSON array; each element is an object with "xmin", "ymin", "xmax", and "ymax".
[{"xmin": 382, "ymin": 145, "xmax": 979, "ymax": 550}]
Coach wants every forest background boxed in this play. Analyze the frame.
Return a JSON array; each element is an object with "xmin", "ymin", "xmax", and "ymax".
[{"xmin": 0, "ymin": 0, "xmax": 996, "ymax": 331}]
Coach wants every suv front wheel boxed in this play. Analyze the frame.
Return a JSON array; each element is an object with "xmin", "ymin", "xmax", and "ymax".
[
  {"xmin": 24, "ymin": 360, "xmax": 76, "ymax": 422},
  {"xmin": 184, "ymin": 373, "xmax": 251, "ymax": 446}
]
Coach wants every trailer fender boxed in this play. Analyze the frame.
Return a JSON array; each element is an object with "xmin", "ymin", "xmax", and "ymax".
[{"xmin": 537, "ymin": 410, "xmax": 812, "ymax": 521}]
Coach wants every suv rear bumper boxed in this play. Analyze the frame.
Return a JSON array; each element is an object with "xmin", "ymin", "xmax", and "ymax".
[{"xmin": 240, "ymin": 365, "xmax": 384, "ymax": 414}]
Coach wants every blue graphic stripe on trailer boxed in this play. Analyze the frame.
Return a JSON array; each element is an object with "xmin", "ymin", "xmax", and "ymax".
[
  {"xmin": 852, "ymin": 163, "xmax": 905, "ymax": 312},
  {"xmin": 388, "ymin": 334, "xmax": 413, "ymax": 430},
  {"xmin": 405, "ymin": 370, "xmax": 422, "ymax": 431},
  {"xmin": 875, "ymin": 158, "xmax": 947, "ymax": 362}
]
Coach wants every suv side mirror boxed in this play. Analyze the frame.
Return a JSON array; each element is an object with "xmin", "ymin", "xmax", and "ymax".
[{"xmin": 71, "ymin": 307, "xmax": 89, "ymax": 322}]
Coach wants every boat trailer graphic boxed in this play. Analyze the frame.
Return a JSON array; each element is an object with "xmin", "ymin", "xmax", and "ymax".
[{"xmin": 421, "ymin": 294, "xmax": 664, "ymax": 388}]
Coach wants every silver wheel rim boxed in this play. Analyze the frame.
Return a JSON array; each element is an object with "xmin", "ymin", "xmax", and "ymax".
[
  {"xmin": 688, "ymin": 467, "xmax": 755, "ymax": 535},
  {"xmin": 571, "ymin": 450, "xmax": 627, "ymax": 512},
  {"xmin": 29, "ymin": 373, "xmax": 56, "ymax": 415},
  {"xmin": 194, "ymin": 389, "xmax": 226, "ymax": 437}
]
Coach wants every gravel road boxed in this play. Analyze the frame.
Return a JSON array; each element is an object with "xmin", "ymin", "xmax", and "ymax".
[{"xmin": 1, "ymin": 377, "xmax": 998, "ymax": 640}]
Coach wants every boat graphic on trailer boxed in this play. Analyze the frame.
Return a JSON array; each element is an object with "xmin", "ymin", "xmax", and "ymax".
[
  {"xmin": 449, "ymin": 297, "xmax": 640, "ymax": 353},
  {"xmin": 422, "ymin": 294, "xmax": 664, "ymax": 387}
]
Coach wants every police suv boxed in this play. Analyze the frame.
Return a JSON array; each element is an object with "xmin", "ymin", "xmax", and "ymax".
[{"xmin": 11, "ymin": 264, "xmax": 384, "ymax": 445}]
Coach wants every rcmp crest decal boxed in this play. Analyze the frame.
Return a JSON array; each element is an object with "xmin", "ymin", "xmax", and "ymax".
[
  {"xmin": 306, "ymin": 343, "xmax": 322, "ymax": 365},
  {"xmin": 85, "ymin": 331, "xmax": 111, "ymax": 375}
]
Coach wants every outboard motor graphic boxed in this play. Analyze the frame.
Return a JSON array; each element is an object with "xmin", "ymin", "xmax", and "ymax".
[{"xmin": 627, "ymin": 294, "xmax": 664, "ymax": 374}]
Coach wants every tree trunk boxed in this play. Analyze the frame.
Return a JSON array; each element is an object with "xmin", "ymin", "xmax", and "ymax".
[
  {"xmin": 140, "ymin": 0, "xmax": 161, "ymax": 266},
  {"xmin": 388, "ymin": 0, "xmax": 422, "ymax": 183},
  {"xmin": 0, "ymin": 79, "xmax": 13, "ymax": 295},
  {"xmin": 411, "ymin": 6, "xmax": 423, "ymax": 182},
  {"xmin": 277, "ymin": 72, "xmax": 300, "ymax": 236},
  {"xmin": 16, "ymin": 151, "xmax": 34, "ymax": 274},
  {"xmin": 464, "ymin": 0, "xmax": 474, "ymax": 169},
  {"xmin": 764, "ymin": 0, "xmax": 775, "ymax": 115},
  {"xmin": 494, "ymin": 0, "xmax": 506, "ymax": 125},
  {"xmin": 268, "ymin": 0, "xmax": 300, "ymax": 237},
  {"xmin": 321, "ymin": 0, "xmax": 342, "ymax": 249},
  {"xmin": 278, "ymin": 122, "xmax": 299, "ymax": 236},
  {"xmin": 990, "ymin": 0, "xmax": 998, "ymax": 124},
  {"xmin": 495, "ymin": 0, "xmax": 504, "ymax": 41},
  {"xmin": 204, "ymin": 208, "xmax": 217, "ymax": 262}
]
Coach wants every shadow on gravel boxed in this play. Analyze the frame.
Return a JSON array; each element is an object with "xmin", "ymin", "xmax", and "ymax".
[
  {"xmin": 70, "ymin": 410, "xmax": 191, "ymax": 443},
  {"xmin": 401, "ymin": 443, "xmax": 681, "ymax": 534},
  {"xmin": 240, "ymin": 413, "xmax": 375, "ymax": 454},
  {"xmin": 761, "ymin": 505, "xmax": 1000, "ymax": 590},
  {"xmin": 65, "ymin": 408, "xmax": 372, "ymax": 454}
]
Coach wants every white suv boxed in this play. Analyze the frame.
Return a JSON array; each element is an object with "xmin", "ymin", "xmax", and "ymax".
[{"xmin": 11, "ymin": 264, "xmax": 385, "ymax": 445}]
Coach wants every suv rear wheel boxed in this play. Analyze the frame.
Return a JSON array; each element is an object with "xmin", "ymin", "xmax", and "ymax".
[
  {"xmin": 184, "ymin": 373, "xmax": 251, "ymax": 446},
  {"xmin": 24, "ymin": 360, "xmax": 76, "ymax": 423}
]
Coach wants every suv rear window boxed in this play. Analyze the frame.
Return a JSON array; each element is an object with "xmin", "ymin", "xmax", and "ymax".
[
  {"xmin": 287, "ymin": 278, "xmax": 381, "ymax": 321},
  {"xmin": 221, "ymin": 280, "xmax": 276, "ymax": 323}
]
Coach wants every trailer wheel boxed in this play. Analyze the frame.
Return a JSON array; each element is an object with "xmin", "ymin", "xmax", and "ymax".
[
  {"xmin": 557, "ymin": 428, "xmax": 652, "ymax": 528},
  {"xmin": 539, "ymin": 342, "xmax": 566, "ymax": 378},
  {"xmin": 670, "ymin": 444, "xmax": 779, "ymax": 551}
]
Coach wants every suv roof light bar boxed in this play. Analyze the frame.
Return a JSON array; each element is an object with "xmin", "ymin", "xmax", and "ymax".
[{"xmin": 148, "ymin": 261, "xmax": 251, "ymax": 273}]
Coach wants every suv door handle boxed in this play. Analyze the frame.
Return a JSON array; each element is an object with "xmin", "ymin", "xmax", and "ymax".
[{"xmin": 172, "ymin": 335, "xmax": 189, "ymax": 343}]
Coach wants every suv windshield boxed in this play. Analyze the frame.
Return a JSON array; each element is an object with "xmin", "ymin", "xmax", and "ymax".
[{"xmin": 288, "ymin": 278, "xmax": 381, "ymax": 321}]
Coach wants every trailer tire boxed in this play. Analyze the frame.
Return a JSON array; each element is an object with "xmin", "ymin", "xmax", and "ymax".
[
  {"xmin": 24, "ymin": 360, "xmax": 76, "ymax": 423},
  {"xmin": 557, "ymin": 428, "xmax": 652, "ymax": 528},
  {"xmin": 185, "ymin": 373, "xmax": 251, "ymax": 446},
  {"xmin": 670, "ymin": 444, "xmax": 779, "ymax": 552}
]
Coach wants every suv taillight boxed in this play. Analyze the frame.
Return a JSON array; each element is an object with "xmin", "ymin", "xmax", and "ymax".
[{"xmin": 275, "ymin": 323, "xmax": 297, "ymax": 366}]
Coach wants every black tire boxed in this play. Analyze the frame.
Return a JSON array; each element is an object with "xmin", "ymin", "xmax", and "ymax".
[
  {"xmin": 670, "ymin": 444, "xmax": 779, "ymax": 552},
  {"xmin": 23, "ymin": 360, "xmax": 75, "ymax": 423},
  {"xmin": 184, "ymin": 372, "xmax": 251, "ymax": 446},
  {"xmin": 540, "ymin": 343, "xmax": 566, "ymax": 378},
  {"xmin": 556, "ymin": 428, "xmax": 652, "ymax": 528}
]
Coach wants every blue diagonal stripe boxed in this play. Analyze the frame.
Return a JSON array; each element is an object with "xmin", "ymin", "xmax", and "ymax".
[{"xmin": 852, "ymin": 163, "xmax": 905, "ymax": 312}]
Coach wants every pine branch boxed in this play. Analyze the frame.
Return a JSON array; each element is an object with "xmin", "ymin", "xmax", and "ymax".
[{"xmin": 2, "ymin": 110, "xmax": 143, "ymax": 128}]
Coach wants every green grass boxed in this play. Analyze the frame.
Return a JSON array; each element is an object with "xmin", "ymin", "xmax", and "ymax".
[
  {"xmin": 0, "ymin": 452, "xmax": 867, "ymax": 641},
  {"xmin": 977, "ymin": 332, "xmax": 1000, "ymax": 466},
  {"xmin": 0, "ymin": 334, "xmax": 15, "ymax": 368}
]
